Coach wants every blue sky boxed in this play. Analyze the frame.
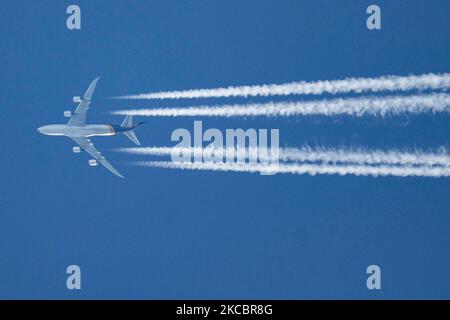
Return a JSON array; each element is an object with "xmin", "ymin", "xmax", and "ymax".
[{"xmin": 0, "ymin": 0, "xmax": 449, "ymax": 299}]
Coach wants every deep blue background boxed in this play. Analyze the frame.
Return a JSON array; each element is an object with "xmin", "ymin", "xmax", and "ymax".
[{"xmin": 0, "ymin": 0, "xmax": 449, "ymax": 298}]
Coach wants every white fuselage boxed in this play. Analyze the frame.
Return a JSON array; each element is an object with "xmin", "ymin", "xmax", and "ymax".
[{"xmin": 37, "ymin": 124, "xmax": 115, "ymax": 138}]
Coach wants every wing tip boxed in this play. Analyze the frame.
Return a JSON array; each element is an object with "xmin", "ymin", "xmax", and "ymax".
[{"xmin": 112, "ymin": 169, "xmax": 125, "ymax": 178}]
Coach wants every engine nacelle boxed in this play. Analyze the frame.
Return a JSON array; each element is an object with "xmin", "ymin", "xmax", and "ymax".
[
  {"xmin": 64, "ymin": 110, "xmax": 72, "ymax": 118},
  {"xmin": 73, "ymin": 146, "xmax": 81, "ymax": 153},
  {"xmin": 73, "ymin": 96, "xmax": 82, "ymax": 103},
  {"xmin": 88, "ymin": 159, "xmax": 98, "ymax": 166}
]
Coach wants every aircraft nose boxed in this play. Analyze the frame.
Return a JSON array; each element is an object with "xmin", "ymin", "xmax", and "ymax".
[{"xmin": 37, "ymin": 127, "xmax": 42, "ymax": 133}]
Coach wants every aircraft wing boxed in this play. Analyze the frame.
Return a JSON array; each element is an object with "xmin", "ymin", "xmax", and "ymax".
[
  {"xmin": 67, "ymin": 77, "xmax": 100, "ymax": 127},
  {"xmin": 70, "ymin": 136, "xmax": 124, "ymax": 178}
]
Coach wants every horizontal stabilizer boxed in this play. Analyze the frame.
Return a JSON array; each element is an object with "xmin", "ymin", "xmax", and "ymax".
[
  {"xmin": 123, "ymin": 130, "xmax": 140, "ymax": 145},
  {"xmin": 121, "ymin": 115, "xmax": 133, "ymax": 128}
]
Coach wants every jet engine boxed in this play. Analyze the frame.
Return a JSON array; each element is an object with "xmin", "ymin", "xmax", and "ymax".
[
  {"xmin": 73, "ymin": 96, "xmax": 82, "ymax": 103},
  {"xmin": 64, "ymin": 111, "xmax": 72, "ymax": 117},
  {"xmin": 73, "ymin": 146, "xmax": 81, "ymax": 153},
  {"xmin": 88, "ymin": 159, "xmax": 98, "ymax": 166}
]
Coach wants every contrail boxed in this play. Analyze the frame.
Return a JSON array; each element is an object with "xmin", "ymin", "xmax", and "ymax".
[
  {"xmin": 112, "ymin": 93, "xmax": 450, "ymax": 117},
  {"xmin": 281, "ymin": 146, "xmax": 450, "ymax": 167},
  {"xmin": 134, "ymin": 161, "xmax": 450, "ymax": 178},
  {"xmin": 117, "ymin": 146, "xmax": 450, "ymax": 167},
  {"xmin": 113, "ymin": 73, "xmax": 450, "ymax": 100}
]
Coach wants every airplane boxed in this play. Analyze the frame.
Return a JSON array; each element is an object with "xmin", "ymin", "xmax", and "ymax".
[{"xmin": 37, "ymin": 77, "xmax": 144, "ymax": 178}]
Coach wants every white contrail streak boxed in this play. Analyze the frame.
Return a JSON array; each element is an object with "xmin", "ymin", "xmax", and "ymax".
[
  {"xmin": 112, "ymin": 93, "xmax": 450, "ymax": 117},
  {"xmin": 117, "ymin": 146, "xmax": 450, "ymax": 167},
  {"xmin": 134, "ymin": 161, "xmax": 450, "ymax": 178},
  {"xmin": 114, "ymin": 73, "xmax": 450, "ymax": 100},
  {"xmin": 280, "ymin": 146, "xmax": 450, "ymax": 167}
]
